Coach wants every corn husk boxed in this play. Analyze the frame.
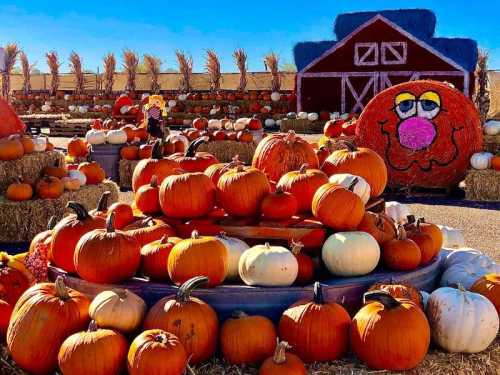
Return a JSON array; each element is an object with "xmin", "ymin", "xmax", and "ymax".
[
  {"xmin": 103, "ymin": 53, "xmax": 116, "ymax": 95},
  {"xmin": 264, "ymin": 52, "xmax": 281, "ymax": 92},
  {"xmin": 69, "ymin": 52, "xmax": 84, "ymax": 95},
  {"xmin": 176, "ymin": 51, "xmax": 193, "ymax": 93},
  {"xmin": 144, "ymin": 54, "xmax": 161, "ymax": 93},
  {"xmin": 205, "ymin": 50, "xmax": 221, "ymax": 92},
  {"xmin": 46, "ymin": 51, "xmax": 60, "ymax": 96},
  {"xmin": 233, "ymin": 48, "xmax": 247, "ymax": 92},
  {"xmin": 475, "ymin": 50, "xmax": 490, "ymax": 124},
  {"xmin": 122, "ymin": 49, "xmax": 139, "ymax": 93},
  {"xmin": 19, "ymin": 52, "xmax": 33, "ymax": 96},
  {"xmin": 2, "ymin": 43, "xmax": 19, "ymax": 99}
]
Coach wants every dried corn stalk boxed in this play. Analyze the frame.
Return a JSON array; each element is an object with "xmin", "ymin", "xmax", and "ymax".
[
  {"xmin": 46, "ymin": 51, "xmax": 60, "ymax": 96},
  {"xmin": 205, "ymin": 50, "xmax": 221, "ymax": 92},
  {"xmin": 475, "ymin": 50, "xmax": 490, "ymax": 124},
  {"xmin": 144, "ymin": 54, "xmax": 161, "ymax": 93},
  {"xmin": 233, "ymin": 48, "xmax": 247, "ymax": 92},
  {"xmin": 123, "ymin": 49, "xmax": 139, "ymax": 93},
  {"xmin": 264, "ymin": 52, "xmax": 281, "ymax": 92},
  {"xmin": 69, "ymin": 52, "xmax": 84, "ymax": 95},
  {"xmin": 176, "ymin": 50, "xmax": 192, "ymax": 93},
  {"xmin": 20, "ymin": 51, "xmax": 34, "ymax": 96},
  {"xmin": 103, "ymin": 53, "xmax": 116, "ymax": 95},
  {"xmin": 2, "ymin": 43, "xmax": 19, "ymax": 99}
]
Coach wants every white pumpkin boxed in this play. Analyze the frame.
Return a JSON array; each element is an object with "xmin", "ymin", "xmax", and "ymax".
[
  {"xmin": 208, "ymin": 119, "xmax": 222, "ymax": 130},
  {"xmin": 68, "ymin": 105, "xmax": 76, "ymax": 112},
  {"xmin": 41, "ymin": 104, "xmax": 51, "ymax": 112},
  {"xmin": 93, "ymin": 104, "xmax": 102, "ymax": 111},
  {"xmin": 443, "ymin": 248, "xmax": 491, "ymax": 269},
  {"xmin": 307, "ymin": 112, "xmax": 319, "ymax": 122},
  {"xmin": 233, "ymin": 119, "xmax": 247, "ymax": 131},
  {"xmin": 420, "ymin": 291, "xmax": 430, "ymax": 310},
  {"xmin": 265, "ymin": 118, "xmax": 276, "ymax": 128},
  {"xmin": 168, "ymin": 100, "xmax": 177, "ymax": 108},
  {"xmin": 286, "ymin": 112, "xmax": 297, "ymax": 119},
  {"xmin": 484, "ymin": 120, "xmax": 500, "ymax": 136},
  {"xmin": 330, "ymin": 112, "xmax": 340, "ymax": 120},
  {"xmin": 427, "ymin": 287, "xmax": 499, "ymax": 353},
  {"xmin": 216, "ymin": 233, "xmax": 250, "ymax": 281},
  {"xmin": 209, "ymin": 108, "xmax": 218, "ymax": 116},
  {"xmin": 68, "ymin": 169, "xmax": 87, "ymax": 186},
  {"xmin": 85, "ymin": 129, "xmax": 106, "ymax": 145},
  {"xmin": 470, "ymin": 152, "xmax": 493, "ymax": 170},
  {"xmin": 328, "ymin": 173, "xmax": 370, "ymax": 204},
  {"xmin": 438, "ymin": 225, "xmax": 465, "ymax": 249},
  {"xmin": 89, "ymin": 289, "xmax": 147, "ymax": 333},
  {"xmin": 61, "ymin": 177, "xmax": 81, "ymax": 191},
  {"xmin": 270, "ymin": 92, "xmax": 281, "ymax": 102},
  {"xmin": 239, "ymin": 243, "xmax": 298, "ymax": 287},
  {"xmin": 106, "ymin": 129, "xmax": 127, "ymax": 144},
  {"xmin": 166, "ymin": 134, "xmax": 189, "ymax": 150},
  {"xmin": 78, "ymin": 105, "xmax": 88, "ymax": 114},
  {"xmin": 298, "ymin": 111, "xmax": 308, "ymax": 120},
  {"xmin": 322, "ymin": 232, "xmax": 380, "ymax": 276},
  {"xmin": 32, "ymin": 137, "xmax": 47, "ymax": 152},
  {"xmin": 178, "ymin": 93, "xmax": 187, "ymax": 101},
  {"xmin": 440, "ymin": 261, "xmax": 500, "ymax": 289},
  {"xmin": 384, "ymin": 201, "xmax": 411, "ymax": 225},
  {"xmin": 224, "ymin": 120, "xmax": 234, "ymax": 131},
  {"xmin": 64, "ymin": 94, "xmax": 71, "ymax": 101}
]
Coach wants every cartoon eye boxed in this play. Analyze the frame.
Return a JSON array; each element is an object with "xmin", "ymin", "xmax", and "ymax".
[
  {"xmin": 417, "ymin": 91, "xmax": 441, "ymax": 119},
  {"xmin": 394, "ymin": 93, "xmax": 417, "ymax": 119}
]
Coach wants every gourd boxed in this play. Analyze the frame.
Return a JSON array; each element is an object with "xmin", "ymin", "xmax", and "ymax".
[
  {"xmin": 322, "ymin": 232, "xmax": 380, "ymax": 276},
  {"xmin": 216, "ymin": 232, "xmax": 249, "ymax": 281},
  {"xmin": 427, "ymin": 286, "xmax": 499, "ymax": 353},
  {"xmin": 470, "ymin": 273, "xmax": 500, "ymax": 314},
  {"xmin": 329, "ymin": 173, "xmax": 371, "ymax": 204},
  {"xmin": 470, "ymin": 152, "xmax": 493, "ymax": 170},
  {"xmin": 85, "ymin": 129, "xmax": 106, "ymax": 145},
  {"xmin": 440, "ymin": 260, "xmax": 500, "ymax": 289},
  {"xmin": 384, "ymin": 201, "xmax": 411, "ymax": 224},
  {"xmin": 68, "ymin": 169, "xmax": 87, "ymax": 186},
  {"xmin": 259, "ymin": 341, "xmax": 306, "ymax": 375},
  {"xmin": 438, "ymin": 225, "xmax": 465, "ymax": 249},
  {"xmin": 106, "ymin": 129, "xmax": 127, "ymax": 144}
]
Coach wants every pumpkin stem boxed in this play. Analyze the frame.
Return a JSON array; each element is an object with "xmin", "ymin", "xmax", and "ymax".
[
  {"xmin": 313, "ymin": 282, "xmax": 324, "ymax": 305},
  {"xmin": 114, "ymin": 288, "xmax": 128, "ymax": 300},
  {"xmin": 191, "ymin": 230, "xmax": 200, "ymax": 239},
  {"xmin": 150, "ymin": 175, "xmax": 158, "ymax": 188},
  {"xmin": 348, "ymin": 177, "xmax": 359, "ymax": 192},
  {"xmin": 177, "ymin": 276, "xmax": 209, "ymax": 303},
  {"xmin": 285, "ymin": 130, "xmax": 296, "ymax": 143},
  {"xmin": 232, "ymin": 310, "xmax": 248, "ymax": 319},
  {"xmin": 107, "ymin": 212, "xmax": 116, "ymax": 233},
  {"xmin": 457, "ymin": 283, "xmax": 467, "ymax": 292},
  {"xmin": 397, "ymin": 225, "xmax": 407, "ymax": 240},
  {"xmin": 342, "ymin": 141, "xmax": 357, "ymax": 152},
  {"xmin": 96, "ymin": 191, "xmax": 111, "ymax": 212},
  {"xmin": 290, "ymin": 240, "xmax": 304, "ymax": 255},
  {"xmin": 185, "ymin": 137, "xmax": 206, "ymax": 157},
  {"xmin": 273, "ymin": 340, "xmax": 291, "ymax": 365},
  {"xmin": 406, "ymin": 215, "xmax": 416, "ymax": 225},
  {"xmin": 298, "ymin": 163, "xmax": 309, "ymax": 174},
  {"xmin": 264, "ymin": 242, "xmax": 271, "ymax": 249},
  {"xmin": 152, "ymin": 140, "xmax": 164, "ymax": 160},
  {"xmin": 88, "ymin": 320, "xmax": 99, "ymax": 332},
  {"xmin": 67, "ymin": 201, "xmax": 91, "ymax": 221},
  {"xmin": 154, "ymin": 332, "xmax": 168, "ymax": 344},
  {"xmin": 363, "ymin": 291, "xmax": 401, "ymax": 309},
  {"xmin": 159, "ymin": 235, "xmax": 170, "ymax": 244},
  {"xmin": 47, "ymin": 216, "xmax": 58, "ymax": 230},
  {"xmin": 217, "ymin": 231, "xmax": 228, "ymax": 239},
  {"xmin": 55, "ymin": 276, "xmax": 70, "ymax": 301}
]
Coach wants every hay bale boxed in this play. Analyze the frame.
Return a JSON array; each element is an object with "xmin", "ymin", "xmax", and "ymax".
[
  {"xmin": 198, "ymin": 141, "xmax": 256, "ymax": 164},
  {"xmin": 119, "ymin": 159, "xmax": 139, "ymax": 189},
  {"xmin": 483, "ymin": 135, "xmax": 500, "ymax": 154},
  {"xmin": 0, "ymin": 151, "xmax": 65, "ymax": 193},
  {"xmin": 0, "ymin": 180, "xmax": 119, "ymax": 243},
  {"xmin": 465, "ymin": 169, "xmax": 500, "ymax": 201},
  {"xmin": 280, "ymin": 119, "xmax": 324, "ymax": 134}
]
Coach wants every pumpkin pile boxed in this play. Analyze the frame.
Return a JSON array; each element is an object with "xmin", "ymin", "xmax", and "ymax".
[
  {"xmin": 181, "ymin": 116, "xmax": 263, "ymax": 144},
  {"xmin": 0, "ymin": 134, "xmax": 54, "ymax": 162}
]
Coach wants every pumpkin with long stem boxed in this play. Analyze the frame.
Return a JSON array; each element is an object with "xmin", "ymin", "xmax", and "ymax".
[
  {"xmin": 127, "ymin": 329, "xmax": 188, "ymax": 375},
  {"xmin": 6, "ymin": 176, "xmax": 33, "ymax": 201},
  {"xmin": 51, "ymin": 201, "xmax": 106, "ymax": 273},
  {"xmin": 259, "ymin": 340, "xmax": 306, "ymax": 375},
  {"xmin": 350, "ymin": 291, "xmax": 430, "ymax": 370},
  {"xmin": 124, "ymin": 217, "xmax": 177, "ymax": 247},
  {"xmin": 74, "ymin": 212, "xmax": 141, "ymax": 283},
  {"xmin": 168, "ymin": 137, "xmax": 219, "ymax": 172},
  {"xmin": 143, "ymin": 276, "xmax": 218, "ymax": 364},
  {"xmin": 7, "ymin": 277, "xmax": 90, "ymax": 375},
  {"xmin": 140, "ymin": 235, "xmax": 181, "ymax": 281},
  {"xmin": 278, "ymin": 282, "xmax": 351, "ymax": 362},
  {"xmin": 382, "ymin": 226, "xmax": 422, "ymax": 271},
  {"xmin": 291, "ymin": 241, "xmax": 314, "ymax": 284},
  {"xmin": 135, "ymin": 175, "xmax": 161, "ymax": 215},
  {"xmin": 58, "ymin": 320, "xmax": 128, "ymax": 375},
  {"xmin": 357, "ymin": 211, "xmax": 396, "ymax": 245},
  {"xmin": 220, "ymin": 310, "xmax": 277, "ymax": 365},
  {"xmin": 0, "ymin": 252, "xmax": 35, "ymax": 305},
  {"xmin": 90, "ymin": 191, "xmax": 112, "ymax": 219},
  {"xmin": 261, "ymin": 186, "xmax": 298, "ymax": 220}
]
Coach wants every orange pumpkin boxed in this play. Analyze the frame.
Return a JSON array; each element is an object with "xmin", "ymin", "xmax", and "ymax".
[
  {"xmin": 120, "ymin": 144, "xmax": 139, "ymax": 160},
  {"xmin": 259, "ymin": 341, "xmax": 306, "ymax": 375},
  {"xmin": 220, "ymin": 311, "xmax": 277, "ymax": 365},
  {"xmin": 43, "ymin": 160, "xmax": 68, "ymax": 179},
  {"xmin": 382, "ymin": 226, "xmax": 421, "ymax": 271},
  {"xmin": 0, "ymin": 137, "xmax": 24, "ymax": 161},
  {"xmin": 252, "ymin": 130, "xmax": 319, "ymax": 181},
  {"xmin": 121, "ymin": 124, "xmax": 138, "ymax": 142},
  {"xmin": 67, "ymin": 136, "xmax": 88, "ymax": 158},
  {"xmin": 107, "ymin": 202, "xmax": 135, "ymax": 230},
  {"xmin": 78, "ymin": 161, "xmax": 105, "ymax": 185},
  {"xmin": 89, "ymin": 191, "xmax": 112, "ymax": 219},
  {"xmin": 168, "ymin": 138, "xmax": 219, "ymax": 172},
  {"xmin": 168, "ymin": 231, "xmax": 227, "ymax": 287},
  {"xmin": 20, "ymin": 136, "xmax": 35, "ymax": 154},
  {"xmin": 0, "ymin": 252, "xmax": 35, "ymax": 305},
  {"xmin": 276, "ymin": 164, "xmax": 329, "ymax": 213},
  {"xmin": 213, "ymin": 130, "xmax": 227, "ymax": 141},
  {"xmin": 6, "ymin": 177, "xmax": 33, "ymax": 201},
  {"xmin": 124, "ymin": 217, "xmax": 177, "ymax": 247},
  {"xmin": 204, "ymin": 156, "xmax": 241, "ymax": 186},
  {"xmin": 311, "ymin": 180, "xmax": 365, "ymax": 230},
  {"xmin": 138, "ymin": 144, "xmax": 153, "ymax": 159},
  {"xmin": 237, "ymin": 129, "xmax": 254, "ymax": 143},
  {"xmin": 409, "ymin": 217, "xmax": 443, "ymax": 256},
  {"xmin": 315, "ymin": 146, "xmax": 330, "ymax": 167},
  {"xmin": 140, "ymin": 236, "xmax": 181, "ymax": 281},
  {"xmin": 407, "ymin": 228, "xmax": 435, "ymax": 265},
  {"xmin": 321, "ymin": 142, "xmax": 387, "ymax": 197},
  {"xmin": 470, "ymin": 273, "xmax": 500, "ymax": 314},
  {"xmin": 279, "ymin": 282, "xmax": 351, "ymax": 362},
  {"xmin": 7, "ymin": 277, "xmax": 90, "ymax": 375},
  {"xmin": 217, "ymin": 165, "xmax": 271, "ymax": 217},
  {"xmin": 143, "ymin": 276, "xmax": 218, "ymax": 365},
  {"xmin": 35, "ymin": 176, "xmax": 64, "ymax": 199},
  {"xmin": 74, "ymin": 213, "xmax": 141, "ymax": 283},
  {"xmin": 0, "ymin": 299, "xmax": 12, "ymax": 339},
  {"xmin": 491, "ymin": 156, "xmax": 500, "ymax": 171},
  {"xmin": 29, "ymin": 216, "xmax": 58, "ymax": 257},
  {"xmin": 135, "ymin": 175, "xmax": 161, "ymax": 215},
  {"xmin": 261, "ymin": 187, "xmax": 298, "ymax": 221},
  {"xmin": 193, "ymin": 117, "xmax": 208, "ymax": 130},
  {"xmin": 291, "ymin": 241, "xmax": 314, "ymax": 284},
  {"xmin": 357, "ymin": 212, "xmax": 397, "ymax": 245},
  {"xmin": 367, "ymin": 281, "xmax": 423, "ymax": 308}
]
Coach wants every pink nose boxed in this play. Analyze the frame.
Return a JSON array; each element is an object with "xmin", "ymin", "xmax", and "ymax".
[{"xmin": 398, "ymin": 117, "xmax": 436, "ymax": 150}]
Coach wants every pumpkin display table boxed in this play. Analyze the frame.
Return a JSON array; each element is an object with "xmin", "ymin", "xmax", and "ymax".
[
  {"xmin": 50, "ymin": 118, "xmax": 94, "ymax": 137},
  {"xmin": 0, "ymin": 180, "xmax": 119, "ymax": 243},
  {"xmin": 48, "ymin": 250, "xmax": 444, "ymax": 322}
]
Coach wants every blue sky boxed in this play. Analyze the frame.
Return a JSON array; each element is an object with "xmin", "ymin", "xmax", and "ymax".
[{"xmin": 1, "ymin": 1, "xmax": 499, "ymax": 73}]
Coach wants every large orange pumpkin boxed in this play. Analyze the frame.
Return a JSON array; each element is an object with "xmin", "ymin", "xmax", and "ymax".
[
  {"xmin": 168, "ymin": 137, "xmax": 219, "ymax": 172},
  {"xmin": 51, "ymin": 201, "xmax": 106, "ymax": 273},
  {"xmin": 132, "ymin": 140, "xmax": 181, "ymax": 192},
  {"xmin": 321, "ymin": 142, "xmax": 387, "ymax": 197},
  {"xmin": 220, "ymin": 311, "xmax": 277, "ymax": 365},
  {"xmin": 470, "ymin": 273, "xmax": 500, "ymax": 314},
  {"xmin": 350, "ymin": 291, "xmax": 430, "ymax": 370},
  {"xmin": 217, "ymin": 165, "xmax": 271, "ymax": 217},
  {"xmin": 276, "ymin": 164, "xmax": 329, "ymax": 213},
  {"xmin": 252, "ymin": 130, "xmax": 319, "ymax": 182},
  {"xmin": 135, "ymin": 175, "xmax": 161, "ymax": 215},
  {"xmin": 0, "ymin": 137, "xmax": 24, "ymax": 161},
  {"xmin": 124, "ymin": 217, "xmax": 177, "ymax": 247},
  {"xmin": 78, "ymin": 161, "xmax": 105, "ymax": 185},
  {"xmin": 357, "ymin": 212, "xmax": 397, "ymax": 245},
  {"xmin": 259, "ymin": 341, "xmax": 306, "ymax": 375},
  {"xmin": 140, "ymin": 236, "xmax": 182, "ymax": 281},
  {"xmin": 67, "ymin": 136, "xmax": 88, "ymax": 158},
  {"xmin": 312, "ymin": 180, "xmax": 365, "ymax": 230},
  {"xmin": 74, "ymin": 213, "xmax": 141, "ymax": 283},
  {"xmin": 143, "ymin": 276, "xmax": 218, "ymax": 365},
  {"xmin": 160, "ymin": 172, "xmax": 216, "ymax": 219},
  {"xmin": 7, "ymin": 277, "xmax": 90, "ymax": 375},
  {"xmin": 0, "ymin": 252, "xmax": 35, "ymax": 305},
  {"xmin": 279, "ymin": 282, "xmax": 351, "ymax": 362},
  {"xmin": 382, "ymin": 226, "xmax": 421, "ymax": 271}
]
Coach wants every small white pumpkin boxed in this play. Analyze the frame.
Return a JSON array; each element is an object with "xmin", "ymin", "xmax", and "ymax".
[
  {"xmin": 168, "ymin": 100, "xmax": 177, "ymax": 108},
  {"xmin": 106, "ymin": 129, "xmax": 127, "ymax": 144},
  {"xmin": 420, "ymin": 290, "xmax": 430, "ymax": 310},
  {"xmin": 85, "ymin": 129, "xmax": 106, "ymax": 145},
  {"xmin": 78, "ymin": 105, "xmax": 88, "ymax": 114},
  {"xmin": 68, "ymin": 105, "xmax": 76, "ymax": 112},
  {"xmin": 61, "ymin": 176, "xmax": 81, "ymax": 191},
  {"xmin": 470, "ymin": 152, "xmax": 493, "ymax": 170},
  {"xmin": 384, "ymin": 201, "xmax": 411, "ymax": 225},
  {"xmin": 328, "ymin": 173, "xmax": 371, "ymax": 204},
  {"xmin": 64, "ymin": 94, "xmax": 71, "ymax": 101},
  {"xmin": 427, "ymin": 286, "xmax": 499, "ymax": 353},
  {"xmin": 209, "ymin": 108, "xmax": 218, "ymax": 116},
  {"xmin": 216, "ymin": 232, "xmax": 250, "ymax": 281},
  {"xmin": 443, "ymin": 248, "xmax": 490, "ymax": 269},
  {"xmin": 68, "ymin": 169, "xmax": 87, "ymax": 186},
  {"xmin": 298, "ymin": 111, "xmax": 308, "ymax": 120},
  {"xmin": 89, "ymin": 289, "xmax": 147, "ymax": 333},
  {"xmin": 307, "ymin": 112, "xmax": 319, "ymax": 122},
  {"xmin": 322, "ymin": 231, "xmax": 380, "ymax": 276},
  {"xmin": 207, "ymin": 119, "xmax": 222, "ymax": 130},
  {"xmin": 32, "ymin": 137, "xmax": 47, "ymax": 152},
  {"xmin": 270, "ymin": 92, "xmax": 281, "ymax": 102},
  {"xmin": 93, "ymin": 104, "xmax": 102, "ymax": 111},
  {"xmin": 483, "ymin": 120, "xmax": 500, "ymax": 136},
  {"xmin": 286, "ymin": 112, "xmax": 297, "ymax": 119},
  {"xmin": 41, "ymin": 104, "xmax": 51, "ymax": 112},
  {"xmin": 438, "ymin": 225, "xmax": 465, "ymax": 249},
  {"xmin": 178, "ymin": 93, "xmax": 187, "ymax": 101},
  {"xmin": 233, "ymin": 119, "xmax": 247, "ymax": 131},
  {"xmin": 224, "ymin": 120, "xmax": 234, "ymax": 131},
  {"xmin": 239, "ymin": 243, "xmax": 298, "ymax": 287},
  {"xmin": 264, "ymin": 118, "xmax": 276, "ymax": 128},
  {"xmin": 330, "ymin": 112, "xmax": 340, "ymax": 120},
  {"xmin": 440, "ymin": 260, "xmax": 500, "ymax": 289}
]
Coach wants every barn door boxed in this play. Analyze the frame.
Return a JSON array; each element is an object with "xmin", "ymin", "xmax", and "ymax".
[{"xmin": 341, "ymin": 72, "xmax": 379, "ymax": 113}]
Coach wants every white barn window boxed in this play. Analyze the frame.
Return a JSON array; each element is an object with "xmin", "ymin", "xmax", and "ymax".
[
  {"xmin": 381, "ymin": 42, "xmax": 407, "ymax": 65},
  {"xmin": 354, "ymin": 42, "xmax": 379, "ymax": 66}
]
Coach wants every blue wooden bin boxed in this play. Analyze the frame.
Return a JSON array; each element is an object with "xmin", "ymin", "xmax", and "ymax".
[{"xmin": 90, "ymin": 144, "xmax": 123, "ymax": 182}]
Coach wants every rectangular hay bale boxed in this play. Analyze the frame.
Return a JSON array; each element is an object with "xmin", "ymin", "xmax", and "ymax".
[
  {"xmin": 465, "ymin": 169, "xmax": 500, "ymax": 201},
  {"xmin": 119, "ymin": 159, "xmax": 139, "ymax": 189}
]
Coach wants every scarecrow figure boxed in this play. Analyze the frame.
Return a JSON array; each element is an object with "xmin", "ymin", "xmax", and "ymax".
[{"xmin": 144, "ymin": 94, "xmax": 166, "ymax": 139}]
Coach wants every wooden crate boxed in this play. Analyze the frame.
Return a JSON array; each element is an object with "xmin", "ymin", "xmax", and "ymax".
[{"xmin": 50, "ymin": 119, "xmax": 93, "ymax": 136}]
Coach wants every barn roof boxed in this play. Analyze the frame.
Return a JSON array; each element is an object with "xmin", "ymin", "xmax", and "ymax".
[{"xmin": 294, "ymin": 9, "xmax": 478, "ymax": 72}]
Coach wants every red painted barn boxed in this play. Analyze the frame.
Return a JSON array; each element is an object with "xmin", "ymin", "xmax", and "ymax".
[{"xmin": 294, "ymin": 10, "xmax": 478, "ymax": 114}]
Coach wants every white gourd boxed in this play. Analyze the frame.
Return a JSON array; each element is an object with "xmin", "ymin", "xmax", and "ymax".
[
  {"xmin": 470, "ymin": 152, "xmax": 493, "ymax": 170},
  {"xmin": 207, "ymin": 119, "xmax": 222, "ymax": 130},
  {"xmin": 85, "ymin": 129, "xmax": 106, "ymax": 145},
  {"xmin": 483, "ymin": 120, "xmax": 500, "ymax": 135},
  {"xmin": 384, "ymin": 201, "xmax": 411, "ymax": 224},
  {"xmin": 443, "ymin": 248, "xmax": 492, "ymax": 269},
  {"xmin": 168, "ymin": 100, "xmax": 177, "ymax": 108},
  {"xmin": 438, "ymin": 225, "xmax": 465, "ymax": 249},
  {"xmin": 216, "ymin": 233, "xmax": 250, "ymax": 281},
  {"xmin": 68, "ymin": 169, "xmax": 87, "ymax": 186},
  {"xmin": 298, "ymin": 111, "xmax": 308, "ymax": 120},
  {"xmin": 106, "ymin": 129, "xmax": 127, "ymax": 144},
  {"xmin": 329, "ymin": 173, "xmax": 371, "ymax": 204},
  {"xmin": 265, "ymin": 118, "xmax": 276, "ymax": 128},
  {"xmin": 233, "ymin": 119, "xmax": 247, "ymax": 131},
  {"xmin": 307, "ymin": 112, "xmax": 319, "ymax": 122}
]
